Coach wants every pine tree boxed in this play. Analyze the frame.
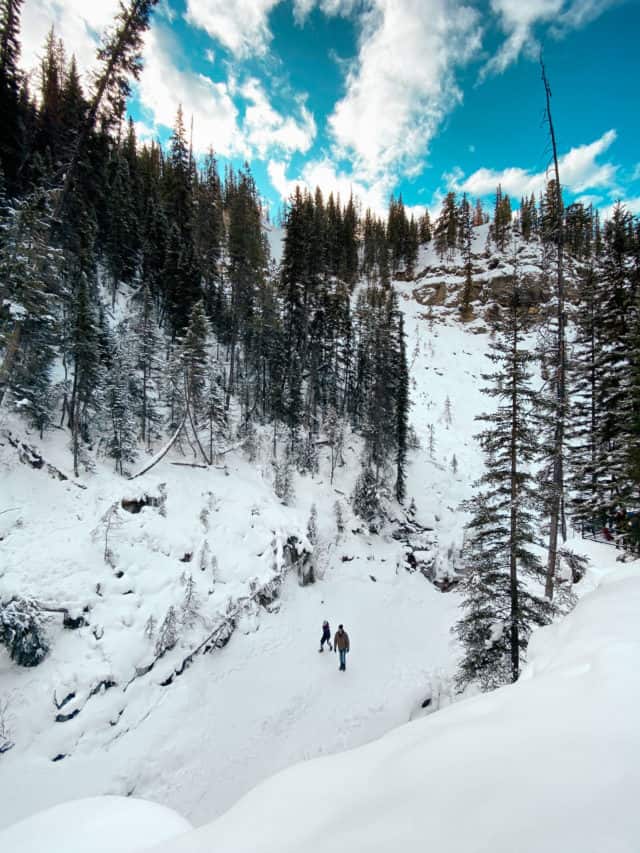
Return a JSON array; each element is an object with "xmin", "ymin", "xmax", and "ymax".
[
  {"xmin": 395, "ymin": 310, "xmax": 409, "ymax": 503},
  {"xmin": 104, "ymin": 333, "xmax": 138, "ymax": 475},
  {"xmin": 334, "ymin": 499, "xmax": 345, "ymax": 539},
  {"xmin": 324, "ymin": 404, "xmax": 344, "ymax": 485},
  {"xmin": 155, "ymin": 606, "xmax": 178, "ymax": 656},
  {"xmin": 131, "ymin": 284, "xmax": 163, "ymax": 447},
  {"xmin": 307, "ymin": 503, "xmax": 318, "ymax": 545},
  {"xmin": 434, "ymin": 192, "xmax": 457, "ymax": 260},
  {"xmin": 1, "ymin": 0, "xmax": 158, "ymax": 403},
  {"xmin": 491, "ymin": 184, "xmax": 512, "ymax": 251},
  {"xmin": 0, "ymin": 596, "xmax": 49, "ymax": 667},
  {"xmin": 458, "ymin": 193, "xmax": 474, "ymax": 317},
  {"xmin": 454, "ymin": 274, "xmax": 551, "ymax": 689},
  {"xmin": 68, "ymin": 270, "xmax": 104, "ymax": 476},
  {"xmin": 0, "ymin": 188, "xmax": 64, "ymax": 432},
  {"xmin": 0, "ymin": 0, "xmax": 25, "ymax": 192},
  {"xmin": 352, "ymin": 463, "xmax": 380, "ymax": 528},
  {"xmin": 590, "ymin": 204, "xmax": 637, "ymax": 515},
  {"xmin": 273, "ymin": 450, "xmax": 294, "ymax": 504},
  {"xmin": 419, "ymin": 210, "xmax": 432, "ymax": 243},
  {"xmin": 181, "ymin": 574, "xmax": 199, "ymax": 628}
]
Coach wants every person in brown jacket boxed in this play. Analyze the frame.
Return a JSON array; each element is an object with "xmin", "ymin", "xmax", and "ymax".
[{"xmin": 334, "ymin": 624, "xmax": 350, "ymax": 671}]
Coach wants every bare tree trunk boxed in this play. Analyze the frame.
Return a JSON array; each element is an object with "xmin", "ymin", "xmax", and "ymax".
[{"xmin": 542, "ymin": 59, "xmax": 567, "ymax": 600}]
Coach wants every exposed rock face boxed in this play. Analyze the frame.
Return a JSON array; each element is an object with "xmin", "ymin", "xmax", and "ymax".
[{"xmin": 283, "ymin": 535, "xmax": 314, "ymax": 586}]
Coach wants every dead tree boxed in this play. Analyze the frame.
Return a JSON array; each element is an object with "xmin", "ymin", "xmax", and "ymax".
[{"xmin": 541, "ymin": 58, "xmax": 567, "ymax": 600}]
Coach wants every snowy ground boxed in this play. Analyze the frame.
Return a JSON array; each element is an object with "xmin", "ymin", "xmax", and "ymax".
[
  {"xmin": 0, "ymin": 240, "xmax": 615, "ymax": 846},
  {"xmin": 149, "ymin": 556, "xmax": 640, "ymax": 853},
  {"xmin": 0, "ymin": 796, "xmax": 191, "ymax": 853},
  {"xmin": 0, "ymin": 273, "xmax": 490, "ymax": 831}
]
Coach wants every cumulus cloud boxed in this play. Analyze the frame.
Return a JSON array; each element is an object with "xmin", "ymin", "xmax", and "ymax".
[
  {"xmin": 292, "ymin": 0, "xmax": 361, "ymax": 24},
  {"xmin": 599, "ymin": 196, "xmax": 640, "ymax": 221},
  {"xmin": 138, "ymin": 28, "xmax": 244, "ymax": 156},
  {"xmin": 483, "ymin": 0, "xmax": 620, "ymax": 77},
  {"xmin": 451, "ymin": 129, "xmax": 619, "ymax": 199},
  {"xmin": 20, "ymin": 0, "xmax": 119, "ymax": 76},
  {"xmin": 268, "ymin": 157, "xmax": 395, "ymax": 216},
  {"xmin": 241, "ymin": 78, "xmax": 316, "ymax": 158},
  {"xmin": 327, "ymin": 0, "xmax": 482, "ymax": 182},
  {"xmin": 184, "ymin": 0, "xmax": 280, "ymax": 58}
]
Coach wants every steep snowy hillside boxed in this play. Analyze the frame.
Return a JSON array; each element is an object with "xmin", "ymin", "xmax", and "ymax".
[
  {"xmin": 0, "ymin": 229, "xmax": 602, "ymax": 843},
  {"xmin": 0, "ymin": 266, "xmax": 498, "ymax": 830}
]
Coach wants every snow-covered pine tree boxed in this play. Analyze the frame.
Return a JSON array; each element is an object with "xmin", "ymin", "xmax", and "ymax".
[
  {"xmin": 273, "ymin": 450, "xmax": 294, "ymax": 505},
  {"xmin": 182, "ymin": 300, "xmax": 210, "ymax": 418},
  {"xmin": 0, "ymin": 597, "xmax": 49, "ymax": 667},
  {"xmin": 394, "ymin": 307, "xmax": 409, "ymax": 503},
  {"xmin": 163, "ymin": 343, "xmax": 186, "ymax": 441},
  {"xmin": 454, "ymin": 274, "xmax": 551, "ymax": 690},
  {"xmin": 181, "ymin": 574, "xmax": 199, "ymax": 628},
  {"xmin": 427, "ymin": 423, "xmax": 436, "ymax": 459},
  {"xmin": 131, "ymin": 283, "xmax": 164, "ymax": 448},
  {"xmin": 144, "ymin": 613, "xmax": 156, "ymax": 639},
  {"xmin": 205, "ymin": 367, "xmax": 226, "ymax": 463},
  {"xmin": 334, "ymin": 499, "xmax": 345, "ymax": 540},
  {"xmin": 104, "ymin": 333, "xmax": 138, "ymax": 474},
  {"xmin": 68, "ymin": 270, "xmax": 105, "ymax": 476},
  {"xmin": 352, "ymin": 463, "xmax": 380, "ymax": 529},
  {"xmin": 324, "ymin": 404, "xmax": 344, "ymax": 485},
  {"xmin": 433, "ymin": 191, "xmax": 457, "ymax": 261},
  {"xmin": 590, "ymin": 205, "xmax": 637, "ymax": 516},
  {"xmin": 567, "ymin": 259, "xmax": 602, "ymax": 523},
  {"xmin": 307, "ymin": 503, "xmax": 318, "ymax": 545},
  {"xmin": 155, "ymin": 606, "xmax": 178, "ymax": 657},
  {"xmin": 458, "ymin": 193, "xmax": 474, "ymax": 318},
  {"xmin": 443, "ymin": 394, "xmax": 453, "ymax": 428},
  {"xmin": 0, "ymin": 188, "xmax": 63, "ymax": 418}
]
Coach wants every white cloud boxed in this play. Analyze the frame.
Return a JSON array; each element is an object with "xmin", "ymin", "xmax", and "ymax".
[
  {"xmin": 184, "ymin": 0, "xmax": 280, "ymax": 58},
  {"xmin": 632, "ymin": 163, "xmax": 640, "ymax": 182},
  {"xmin": 483, "ymin": 0, "xmax": 620, "ymax": 77},
  {"xmin": 20, "ymin": 0, "xmax": 119, "ymax": 76},
  {"xmin": 133, "ymin": 120, "xmax": 157, "ymax": 146},
  {"xmin": 327, "ymin": 0, "xmax": 482, "ymax": 183},
  {"xmin": 451, "ymin": 129, "xmax": 619, "ymax": 199},
  {"xmin": 292, "ymin": 0, "xmax": 360, "ymax": 24},
  {"xmin": 574, "ymin": 193, "xmax": 603, "ymax": 207},
  {"xmin": 138, "ymin": 28, "xmax": 244, "ymax": 156},
  {"xmin": 241, "ymin": 78, "xmax": 316, "ymax": 157},
  {"xmin": 268, "ymin": 157, "xmax": 394, "ymax": 216},
  {"xmin": 599, "ymin": 197, "xmax": 640, "ymax": 221}
]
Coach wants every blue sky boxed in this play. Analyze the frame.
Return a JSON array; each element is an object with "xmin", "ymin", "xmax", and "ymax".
[{"xmin": 21, "ymin": 0, "xmax": 640, "ymax": 218}]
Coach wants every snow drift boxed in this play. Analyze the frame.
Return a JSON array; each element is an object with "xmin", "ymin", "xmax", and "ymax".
[
  {"xmin": 0, "ymin": 796, "xmax": 191, "ymax": 853},
  {"xmin": 149, "ymin": 565, "xmax": 640, "ymax": 853}
]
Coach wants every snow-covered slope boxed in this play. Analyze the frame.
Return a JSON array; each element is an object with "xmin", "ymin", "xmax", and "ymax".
[
  {"xmin": 0, "ymin": 233, "xmax": 612, "ymax": 846},
  {"xmin": 148, "ymin": 562, "xmax": 640, "ymax": 853},
  {"xmin": 0, "ymin": 268, "xmax": 492, "ymax": 830},
  {"xmin": 0, "ymin": 796, "xmax": 191, "ymax": 853}
]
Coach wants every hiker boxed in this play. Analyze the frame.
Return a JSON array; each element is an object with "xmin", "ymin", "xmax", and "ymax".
[
  {"xmin": 319, "ymin": 620, "xmax": 332, "ymax": 652},
  {"xmin": 334, "ymin": 624, "xmax": 350, "ymax": 671}
]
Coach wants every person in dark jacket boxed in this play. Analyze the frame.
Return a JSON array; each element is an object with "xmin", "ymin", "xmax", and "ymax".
[
  {"xmin": 319, "ymin": 620, "xmax": 332, "ymax": 652},
  {"xmin": 334, "ymin": 624, "xmax": 350, "ymax": 671}
]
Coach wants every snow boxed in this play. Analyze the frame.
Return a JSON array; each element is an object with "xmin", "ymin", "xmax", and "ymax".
[
  {"xmin": 2, "ymin": 230, "xmax": 635, "ymax": 850},
  {"xmin": 150, "ymin": 563, "xmax": 640, "ymax": 853},
  {"xmin": 0, "ymin": 796, "xmax": 191, "ymax": 853}
]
